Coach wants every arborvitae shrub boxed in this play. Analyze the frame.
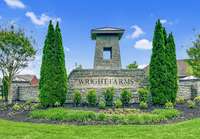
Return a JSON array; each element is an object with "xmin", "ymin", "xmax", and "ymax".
[
  {"xmin": 73, "ymin": 90, "xmax": 82, "ymax": 106},
  {"xmin": 39, "ymin": 21, "xmax": 56, "ymax": 107},
  {"xmin": 149, "ymin": 20, "xmax": 167, "ymax": 105},
  {"xmin": 149, "ymin": 20, "xmax": 178, "ymax": 104},
  {"xmin": 86, "ymin": 89, "xmax": 97, "ymax": 106},
  {"xmin": 39, "ymin": 21, "xmax": 67, "ymax": 107},
  {"xmin": 103, "ymin": 87, "xmax": 115, "ymax": 106},
  {"xmin": 120, "ymin": 89, "xmax": 132, "ymax": 106},
  {"xmin": 165, "ymin": 33, "xmax": 178, "ymax": 103},
  {"xmin": 53, "ymin": 22, "xmax": 68, "ymax": 105}
]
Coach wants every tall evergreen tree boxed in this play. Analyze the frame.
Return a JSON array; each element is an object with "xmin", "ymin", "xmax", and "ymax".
[
  {"xmin": 149, "ymin": 20, "xmax": 167, "ymax": 104},
  {"xmin": 165, "ymin": 33, "xmax": 178, "ymax": 103},
  {"xmin": 39, "ymin": 21, "xmax": 67, "ymax": 107},
  {"xmin": 163, "ymin": 27, "xmax": 167, "ymax": 45},
  {"xmin": 54, "ymin": 22, "xmax": 67, "ymax": 105},
  {"xmin": 39, "ymin": 21, "xmax": 56, "ymax": 107}
]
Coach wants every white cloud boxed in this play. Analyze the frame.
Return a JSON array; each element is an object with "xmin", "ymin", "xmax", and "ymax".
[
  {"xmin": 160, "ymin": 19, "xmax": 167, "ymax": 24},
  {"xmin": 138, "ymin": 64, "xmax": 148, "ymax": 69},
  {"xmin": 25, "ymin": 11, "xmax": 61, "ymax": 26},
  {"xmin": 66, "ymin": 47, "xmax": 70, "ymax": 52},
  {"xmin": 4, "ymin": 0, "xmax": 26, "ymax": 9},
  {"xmin": 127, "ymin": 25, "xmax": 144, "ymax": 39},
  {"xmin": 160, "ymin": 19, "xmax": 174, "ymax": 25},
  {"xmin": 133, "ymin": 39, "xmax": 152, "ymax": 50}
]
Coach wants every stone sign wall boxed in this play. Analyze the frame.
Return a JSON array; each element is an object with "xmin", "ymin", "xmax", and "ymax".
[
  {"xmin": 7, "ymin": 72, "xmax": 200, "ymax": 103},
  {"xmin": 68, "ymin": 69, "xmax": 147, "ymax": 102}
]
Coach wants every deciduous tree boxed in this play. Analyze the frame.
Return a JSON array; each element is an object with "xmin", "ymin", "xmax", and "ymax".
[
  {"xmin": 0, "ymin": 25, "xmax": 36, "ymax": 104},
  {"xmin": 187, "ymin": 34, "xmax": 200, "ymax": 77}
]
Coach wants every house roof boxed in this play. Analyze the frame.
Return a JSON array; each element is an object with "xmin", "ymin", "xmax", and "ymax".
[
  {"xmin": 13, "ymin": 74, "xmax": 37, "ymax": 82},
  {"xmin": 180, "ymin": 76, "xmax": 199, "ymax": 80},
  {"xmin": 91, "ymin": 27, "xmax": 125, "ymax": 40},
  {"xmin": 177, "ymin": 59, "xmax": 191, "ymax": 77},
  {"xmin": 143, "ymin": 59, "xmax": 192, "ymax": 77}
]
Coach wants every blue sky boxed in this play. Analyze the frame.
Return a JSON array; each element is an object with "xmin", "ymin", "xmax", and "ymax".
[{"xmin": 0, "ymin": 0, "xmax": 199, "ymax": 77}]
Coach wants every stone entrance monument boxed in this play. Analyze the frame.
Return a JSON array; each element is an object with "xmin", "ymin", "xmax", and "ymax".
[
  {"xmin": 92, "ymin": 27, "xmax": 123, "ymax": 70},
  {"xmin": 68, "ymin": 27, "xmax": 146, "ymax": 101}
]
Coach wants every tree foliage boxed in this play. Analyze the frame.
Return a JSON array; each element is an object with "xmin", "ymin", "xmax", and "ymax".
[
  {"xmin": 39, "ymin": 21, "xmax": 67, "ymax": 107},
  {"xmin": 165, "ymin": 33, "xmax": 178, "ymax": 103},
  {"xmin": 187, "ymin": 34, "xmax": 200, "ymax": 77},
  {"xmin": 0, "ymin": 25, "xmax": 35, "ymax": 103},
  {"xmin": 149, "ymin": 20, "xmax": 167, "ymax": 104},
  {"xmin": 149, "ymin": 20, "xmax": 178, "ymax": 104},
  {"xmin": 127, "ymin": 61, "xmax": 138, "ymax": 70}
]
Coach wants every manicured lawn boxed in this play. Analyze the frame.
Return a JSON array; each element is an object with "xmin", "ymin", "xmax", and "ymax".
[{"xmin": 0, "ymin": 118, "xmax": 200, "ymax": 139}]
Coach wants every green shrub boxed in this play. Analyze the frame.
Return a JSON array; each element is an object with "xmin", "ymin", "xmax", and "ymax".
[
  {"xmin": 194, "ymin": 96, "xmax": 200, "ymax": 105},
  {"xmin": 12, "ymin": 103, "xmax": 22, "ymax": 111},
  {"xmin": 165, "ymin": 101, "xmax": 174, "ymax": 109},
  {"xmin": 114, "ymin": 99, "xmax": 122, "ymax": 108},
  {"xmin": 98, "ymin": 100, "xmax": 106, "ymax": 109},
  {"xmin": 176, "ymin": 96, "xmax": 185, "ymax": 104},
  {"xmin": 139, "ymin": 101, "xmax": 148, "ymax": 109},
  {"xmin": 137, "ymin": 87, "xmax": 149, "ymax": 103},
  {"xmin": 152, "ymin": 109, "xmax": 180, "ymax": 119},
  {"xmin": 96, "ymin": 113, "xmax": 107, "ymax": 121},
  {"xmin": 73, "ymin": 90, "xmax": 82, "ymax": 106},
  {"xmin": 30, "ymin": 108, "xmax": 181, "ymax": 124},
  {"xmin": 187, "ymin": 100, "xmax": 196, "ymax": 109},
  {"xmin": 86, "ymin": 89, "xmax": 97, "ymax": 106},
  {"xmin": 103, "ymin": 87, "xmax": 115, "ymax": 106},
  {"xmin": 120, "ymin": 89, "xmax": 132, "ymax": 106},
  {"xmin": 54, "ymin": 101, "xmax": 61, "ymax": 107},
  {"xmin": 0, "ymin": 104, "xmax": 8, "ymax": 111},
  {"xmin": 30, "ymin": 103, "xmax": 42, "ymax": 110}
]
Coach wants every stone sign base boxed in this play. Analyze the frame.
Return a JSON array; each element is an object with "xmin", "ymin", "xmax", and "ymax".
[{"xmin": 68, "ymin": 69, "xmax": 147, "ymax": 102}]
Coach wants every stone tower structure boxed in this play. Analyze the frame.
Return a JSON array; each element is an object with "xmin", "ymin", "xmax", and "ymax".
[{"xmin": 91, "ymin": 27, "xmax": 124, "ymax": 70}]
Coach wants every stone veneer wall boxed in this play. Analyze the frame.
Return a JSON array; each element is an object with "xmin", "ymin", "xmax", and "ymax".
[
  {"xmin": 94, "ymin": 35, "xmax": 121, "ymax": 70},
  {"xmin": 17, "ymin": 86, "xmax": 39, "ymax": 102},
  {"xmin": 68, "ymin": 69, "xmax": 147, "ymax": 103},
  {"xmin": 177, "ymin": 79, "xmax": 200, "ymax": 100},
  {"xmin": 9, "ymin": 74, "xmax": 200, "ymax": 103}
]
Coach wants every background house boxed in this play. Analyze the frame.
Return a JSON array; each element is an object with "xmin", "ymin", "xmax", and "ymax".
[
  {"xmin": 13, "ymin": 74, "xmax": 39, "ymax": 86},
  {"xmin": 143, "ymin": 59, "xmax": 194, "ymax": 78}
]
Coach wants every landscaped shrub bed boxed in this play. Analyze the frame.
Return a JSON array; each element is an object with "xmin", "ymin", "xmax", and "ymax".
[{"xmin": 29, "ymin": 108, "xmax": 181, "ymax": 124}]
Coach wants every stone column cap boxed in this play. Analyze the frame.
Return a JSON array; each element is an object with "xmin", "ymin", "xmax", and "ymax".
[{"xmin": 91, "ymin": 27, "xmax": 124, "ymax": 40}]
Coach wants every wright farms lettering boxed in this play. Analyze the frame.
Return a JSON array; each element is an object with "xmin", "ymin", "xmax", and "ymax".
[{"xmin": 71, "ymin": 77, "xmax": 139, "ymax": 89}]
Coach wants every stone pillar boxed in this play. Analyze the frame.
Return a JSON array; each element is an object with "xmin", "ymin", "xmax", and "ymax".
[{"xmin": 91, "ymin": 27, "xmax": 124, "ymax": 70}]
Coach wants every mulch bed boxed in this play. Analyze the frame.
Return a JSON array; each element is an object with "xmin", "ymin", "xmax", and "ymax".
[{"xmin": 0, "ymin": 102, "xmax": 200, "ymax": 125}]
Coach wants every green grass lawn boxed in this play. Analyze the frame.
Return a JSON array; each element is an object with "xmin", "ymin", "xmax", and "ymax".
[{"xmin": 0, "ymin": 118, "xmax": 200, "ymax": 139}]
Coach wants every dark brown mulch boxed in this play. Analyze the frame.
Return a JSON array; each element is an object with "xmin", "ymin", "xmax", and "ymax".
[{"xmin": 0, "ymin": 102, "xmax": 200, "ymax": 125}]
